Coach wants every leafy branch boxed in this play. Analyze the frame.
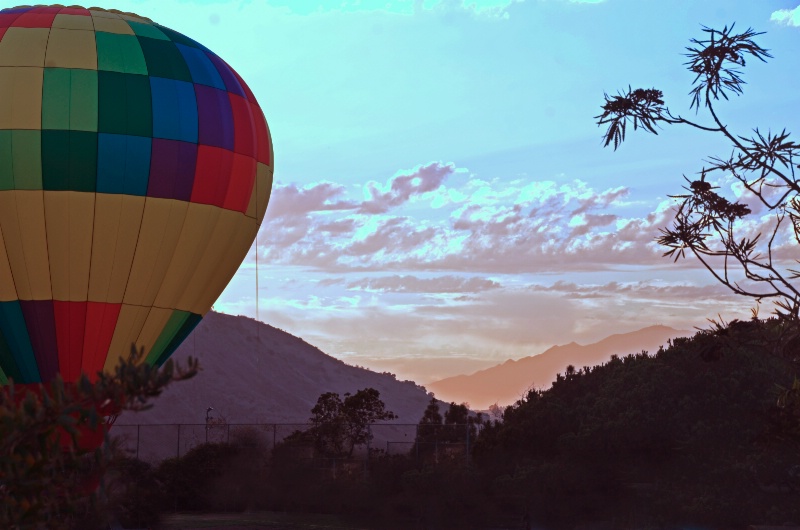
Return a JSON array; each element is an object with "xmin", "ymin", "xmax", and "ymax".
[
  {"xmin": 0, "ymin": 347, "xmax": 198, "ymax": 529},
  {"xmin": 597, "ymin": 24, "xmax": 800, "ymax": 320}
]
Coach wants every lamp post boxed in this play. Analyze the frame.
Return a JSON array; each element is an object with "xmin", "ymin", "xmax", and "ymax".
[{"xmin": 205, "ymin": 407, "xmax": 214, "ymax": 444}]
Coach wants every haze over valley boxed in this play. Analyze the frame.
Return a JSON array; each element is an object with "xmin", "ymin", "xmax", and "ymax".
[{"xmin": 121, "ymin": 313, "xmax": 688, "ymax": 431}]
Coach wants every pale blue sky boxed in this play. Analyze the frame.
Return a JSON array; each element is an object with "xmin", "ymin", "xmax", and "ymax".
[{"xmin": 104, "ymin": 0, "xmax": 800, "ymax": 382}]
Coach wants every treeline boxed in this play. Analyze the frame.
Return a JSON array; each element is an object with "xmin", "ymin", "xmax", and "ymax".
[
  {"xmin": 112, "ymin": 318, "xmax": 800, "ymax": 529},
  {"xmin": 475, "ymin": 318, "xmax": 800, "ymax": 527}
]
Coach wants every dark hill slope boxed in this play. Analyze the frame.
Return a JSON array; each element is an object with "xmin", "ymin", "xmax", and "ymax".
[
  {"xmin": 119, "ymin": 312, "xmax": 434, "ymax": 426},
  {"xmin": 115, "ymin": 313, "xmax": 439, "ymax": 461},
  {"xmin": 475, "ymin": 319, "xmax": 800, "ymax": 527}
]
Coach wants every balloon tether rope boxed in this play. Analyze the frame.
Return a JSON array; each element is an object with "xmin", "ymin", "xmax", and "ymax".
[
  {"xmin": 256, "ymin": 233, "xmax": 261, "ymax": 346},
  {"xmin": 255, "ymin": 172, "xmax": 261, "ymax": 363}
]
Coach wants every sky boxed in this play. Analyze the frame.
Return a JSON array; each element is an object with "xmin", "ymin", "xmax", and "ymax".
[{"xmin": 82, "ymin": 0, "xmax": 800, "ymax": 383}]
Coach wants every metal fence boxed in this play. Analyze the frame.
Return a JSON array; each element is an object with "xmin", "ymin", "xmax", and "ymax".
[{"xmin": 110, "ymin": 422, "xmax": 481, "ymax": 464}]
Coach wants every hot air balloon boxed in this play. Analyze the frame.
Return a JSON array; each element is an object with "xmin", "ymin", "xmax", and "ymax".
[{"xmin": 0, "ymin": 5, "xmax": 272, "ymax": 388}]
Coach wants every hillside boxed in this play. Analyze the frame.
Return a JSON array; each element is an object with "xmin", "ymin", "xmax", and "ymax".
[
  {"xmin": 115, "ymin": 312, "xmax": 436, "ymax": 458},
  {"xmin": 427, "ymin": 325, "xmax": 686, "ymax": 409}
]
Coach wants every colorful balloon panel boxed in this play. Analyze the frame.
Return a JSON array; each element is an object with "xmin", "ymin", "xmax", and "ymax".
[{"xmin": 0, "ymin": 6, "xmax": 273, "ymax": 384}]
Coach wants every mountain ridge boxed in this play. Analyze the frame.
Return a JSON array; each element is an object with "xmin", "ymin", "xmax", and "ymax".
[{"xmin": 426, "ymin": 325, "xmax": 687, "ymax": 409}]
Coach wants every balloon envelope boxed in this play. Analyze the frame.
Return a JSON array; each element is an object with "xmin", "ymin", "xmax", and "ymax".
[{"xmin": 0, "ymin": 5, "xmax": 273, "ymax": 385}]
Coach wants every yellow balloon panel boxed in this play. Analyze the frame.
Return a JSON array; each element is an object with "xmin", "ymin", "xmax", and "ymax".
[
  {"xmin": 0, "ymin": 67, "xmax": 43, "ymax": 130},
  {"xmin": 246, "ymin": 162, "xmax": 273, "ymax": 224},
  {"xmin": 88, "ymin": 194, "xmax": 146, "ymax": 303},
  {"xmin": 123, "ymin": 198, "xmax": 190, "ymax": 308},
  {"xmin": 17, "ymin": 192, "xmax": 53, "ymax": 301},
  {"xmin": 52, "ymin": 14, "xmax": 95, "ymax": 31},
  {"xmin": 88, "ymin": 9, "xmax": 121, "ymax": 19},
  {"xmin": 0, "ymin": 191, "xmax": 52, "ymax": 301},
  {"xmin": 153, "ymin": 202, "xmax": 223, "ymax": 310},
  {"xmin": 0, "ymin": 226, "xmax": 16, "ymax": 302},
  {"xmin": 176, "ymin": 209, "xmax": 257, "ymax": 314},
  {"xmin": 44, "ymin": 191, "xmax": 95, "ymax": 302},
  {"xmin": 103, "ymin": 305, "xmax": 185, "ymax": 372},
  {"xmin": 45, "ymin": 28, "xmax": 97, "ymax": 70},
  {"xmin": 197, "ymin": 215, "xmax": 260, "ymax": 314},
  {"xmin": 0, "ymin": 27, "xmax": 48, "ymax": 67},
  {"xmin": 133, "ymin": 306, "xmax": 173, "ymax": 361},
  {"xmin": 90, "ymin": 16, "xmax": 135, "ymax": 35},
  {"xmin": 0, "ymin": 192, "xmax": 32, "ymax": 300},
  {"xmin": 104, "ymin": 304, "xmax": 151, "ymax": 372}
]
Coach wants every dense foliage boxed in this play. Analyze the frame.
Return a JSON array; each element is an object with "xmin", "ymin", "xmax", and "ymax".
[
  {"xmin": 123, "ymin": 319, "xmax": 799, "ymax": 529},
  {"xmin": 0, "ymin": 347, "xmax": 198, "ymax": 529},
  {"xmin": 475, "ymin": 318, "xmax": 800, "ymax": 527}
]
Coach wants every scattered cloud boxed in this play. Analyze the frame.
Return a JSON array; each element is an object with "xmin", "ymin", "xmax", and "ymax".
[
  {"xmin": 232, "ymin": 160, "xmax": 779, "ymax": 382},
  {"xmin": 526, "ymin": 279, "xmax": 736, "ymax": 301},
  {"xmin": 360, "ymin": 163, "xmax": 456, "ymax": 214},
  {"xmin": 260, "ymin": 165, "xmax": 671, "ymax": 273},
  {"xmin": 347, "ymin": 274, "xmax": 501, "ymax": 293},
  {"xmin": 317, "ymin": 278, "xmax": 347, "ymax": 287},
  {"xmin": 771, "ymin": 5, "xmax": 800, "ymax": 26},
  {"xmin": 265, "ymin": 181, "xmax": 356, "ymax": 220}
]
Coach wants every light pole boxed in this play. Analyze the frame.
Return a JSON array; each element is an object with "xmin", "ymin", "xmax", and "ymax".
[{"xmin": 205, "ymin": 407, "xmax": 214, "ymax": 444}]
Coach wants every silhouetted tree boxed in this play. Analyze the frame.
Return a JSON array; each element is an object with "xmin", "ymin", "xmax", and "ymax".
[
  {"xmin": 413, "ymin": 398, "xmax": 446, "ymax": 462},
  {"xmin": 309, "ymin": 388, "xmax": 396, "ymax": 458},
  {"xmin": 414, "ymin": 399, "xmax": 480, "ymax": 458},
  {"xmin": 421, "ymin": 397, "xmax": 443, "ymax": 424},
  {"xmin": 597, "ymin": 24, "xmax": 800, "ymax": 320},
  {"xmin": 444, "ymin": 402, "xmax": 481, "ymax": 445}
]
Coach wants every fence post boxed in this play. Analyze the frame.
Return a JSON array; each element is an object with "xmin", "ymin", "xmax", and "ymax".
[
  {"xmin": 365, "ymin": 423, "xmax": 372, "ymax": 477},
  {"xmin": 465, "ymin": 422, "xmax": 470, "ymax": 464},
  {"xmin": 415, "ymin": 424, "xmax": 419, "ymax": 464}
]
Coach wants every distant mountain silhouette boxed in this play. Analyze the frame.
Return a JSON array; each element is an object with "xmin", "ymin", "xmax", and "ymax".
[
  {"xmin": 426, "ymin": 325, "xmax": 687, "ymax": 409},
  {"xmin": 117, "ymin": 311, "xmax": 434, "ymax": 427}
]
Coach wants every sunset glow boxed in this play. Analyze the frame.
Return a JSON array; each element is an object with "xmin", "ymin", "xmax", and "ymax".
[{"xmin": 105, "ymin": 0, "xmax": 800, "ymax": 383}]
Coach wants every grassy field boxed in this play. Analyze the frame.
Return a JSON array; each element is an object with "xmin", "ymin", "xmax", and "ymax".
[{"xmin": 159, "ymin": 512, "xmax": 371, "ymax": 529}]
